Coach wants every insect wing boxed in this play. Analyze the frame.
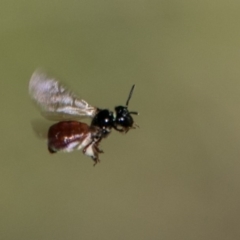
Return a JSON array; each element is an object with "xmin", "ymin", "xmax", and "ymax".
[{"xmin": 29, "ymin": 70, "xmax": 97, "ymax": 120}]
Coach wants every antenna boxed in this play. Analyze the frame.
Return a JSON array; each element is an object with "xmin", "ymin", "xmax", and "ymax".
[
  {"xmin": 126, "ymin": 84, "xmax": 135, "ymax": 107},
  {"xmin": 125, "ymin": 84, "xmax": 138, "ymax": 115}
]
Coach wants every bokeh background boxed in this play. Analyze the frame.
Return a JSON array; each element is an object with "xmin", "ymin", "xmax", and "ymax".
[{"xmin": 1, "ymin": 1, "xmax": 240, "ymax": 239}]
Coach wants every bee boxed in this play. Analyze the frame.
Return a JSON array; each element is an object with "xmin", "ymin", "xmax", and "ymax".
[{"xmin": 29, "ymin": 70, "xmax": 138, "ymax": 165}]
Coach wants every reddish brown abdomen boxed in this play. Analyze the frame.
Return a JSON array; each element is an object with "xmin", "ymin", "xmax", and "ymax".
[{"xmin": 48, "ymin": 121, "xmax": 90, "ymax": 153}]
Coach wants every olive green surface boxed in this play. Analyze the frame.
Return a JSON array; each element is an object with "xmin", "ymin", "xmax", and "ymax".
[{"xmin": 1, "ymin": 1, "xmax": 240, "ymax": 240}]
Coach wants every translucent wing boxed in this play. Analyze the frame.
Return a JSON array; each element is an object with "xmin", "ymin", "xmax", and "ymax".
[{"xmin": 29, "ymin": 70, "xmax": 97, "ymax": 120}]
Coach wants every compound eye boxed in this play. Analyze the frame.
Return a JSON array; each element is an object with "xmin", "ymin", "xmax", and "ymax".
[
  {"xmin": 119, "ymin": 117, "xmax": 125, "ymax": 122},
  {"xmin": 118, "ymin": 115, "xmax": 134, "ymax": 128}
]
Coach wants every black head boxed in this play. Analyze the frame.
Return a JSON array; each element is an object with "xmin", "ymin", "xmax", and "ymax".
[
  {"xmin": 114, "ymin": 85, "xmax": 138, "ymax": 132},
  {"xmin": 91, "ymin": 109, "xmax": 114, "ymax": 137}
]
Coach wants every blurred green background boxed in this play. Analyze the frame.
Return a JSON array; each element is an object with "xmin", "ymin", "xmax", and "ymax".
[{"xmin": 1, "ymin": 1, "xmax": 240, "ymax": 239}]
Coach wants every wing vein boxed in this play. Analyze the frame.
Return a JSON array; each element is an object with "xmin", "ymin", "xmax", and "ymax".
[{"xmin": 29, "ymin": 70, "xmax": 97, "ymax": 120}]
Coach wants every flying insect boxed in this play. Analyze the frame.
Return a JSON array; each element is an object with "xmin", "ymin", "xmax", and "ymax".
[{"xmin": 29, "ymin": 70, "xmax": 138, "ymax": 165}]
